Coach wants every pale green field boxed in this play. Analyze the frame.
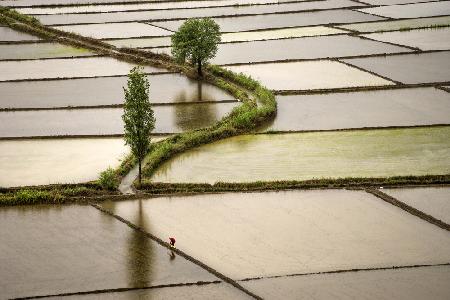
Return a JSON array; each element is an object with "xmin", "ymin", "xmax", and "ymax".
[{"xmin": 151, "ymin": 126, "xmax": 450, "ymax": 183}]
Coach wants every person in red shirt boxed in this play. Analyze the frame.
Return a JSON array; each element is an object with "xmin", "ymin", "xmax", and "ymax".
[{"xmin": 169, "ymin": 237, "xmax": 176, "ymax": 248}]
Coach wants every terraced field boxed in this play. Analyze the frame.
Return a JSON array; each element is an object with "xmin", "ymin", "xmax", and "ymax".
[{"xmin": 0, "ymin": 0, "xmax": 449, "ymax": 299}]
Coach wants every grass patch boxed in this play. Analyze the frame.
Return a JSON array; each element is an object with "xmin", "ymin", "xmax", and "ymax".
[{"xmin": 139, "ymin": 175, "xmax": 450, "ymax": 195}]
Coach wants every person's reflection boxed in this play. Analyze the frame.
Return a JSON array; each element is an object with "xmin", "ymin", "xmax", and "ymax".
[
  {"xmin": 168, "ymin": 249, "xmax": 176, "ymax": 261},
  {"xmin": 174, "ymin": 80, "xmax": 217, "ymax": 131},
  {"xmin": 127, "ymin": 199, "xmax": 154, "ymax": 289}
]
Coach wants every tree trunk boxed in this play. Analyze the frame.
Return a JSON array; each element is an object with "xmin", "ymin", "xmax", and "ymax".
[
  {"xmin": 138, "ymin": 157, "xmax": 142, "ymax": 186},
  {"xmin": 197, "ymin": 59, "xmax": 202, "ymax": 77}
]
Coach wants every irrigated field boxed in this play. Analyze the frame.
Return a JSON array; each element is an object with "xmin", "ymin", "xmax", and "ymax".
[{"xmin": 1, "ymin": 0, "xmax": 449, "ymax": 299}]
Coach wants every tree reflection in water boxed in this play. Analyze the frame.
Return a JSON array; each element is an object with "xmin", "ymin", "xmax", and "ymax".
[{"xmin": 174, "ymin": 81, "xmax": 217, "ymax": 131}]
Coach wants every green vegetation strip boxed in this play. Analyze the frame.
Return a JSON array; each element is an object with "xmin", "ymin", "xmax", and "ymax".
[{"xmin": 3, "ymin": 175, "xmax": 448, "ymax": 206}]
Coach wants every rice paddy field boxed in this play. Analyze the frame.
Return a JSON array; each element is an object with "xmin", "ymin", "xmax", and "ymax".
[{"xmin": 1, "ymin": 0, "xmax": 449, "ymax": 299}]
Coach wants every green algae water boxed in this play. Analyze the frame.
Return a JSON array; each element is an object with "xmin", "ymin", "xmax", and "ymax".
[{"xmin": 150, "ymin": 126, "xmax": 450, "ymax": 183}]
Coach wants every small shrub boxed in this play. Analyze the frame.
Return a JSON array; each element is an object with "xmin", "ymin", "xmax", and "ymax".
[{"xmin": 98, "ymin": 167, "xmax": 119, "ymax": 190}]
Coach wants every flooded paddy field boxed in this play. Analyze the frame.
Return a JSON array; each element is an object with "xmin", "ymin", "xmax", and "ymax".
[
  {"xmin": 383, "ymin": 187, "xmax": 450, "ymax": 224},
  {"xmin": 150, "ymin": 127, "xmax": 450, "ymax": 183},
  {"xmin": 108, "ymin": 26, "xmax": 347, "ymax": 49},
  {"xmin": 242, "ymin": 265, "xmax": 450, "ymax": 300},
  {"xmin": 268, "ymin": 87, "xmax": 450, "ymax": 131},
  {"xmin": 151, "ymin": 9, "xmax": 384, "ymax": 33},
  {"xmin": 227, "ymin": 61, "xmax": 393, "ymax": 91},
  {"xmin": 157, "ymin": 34, "xmax": 409, "ymax": 65},
  {"xmin": 342, "ymin": 51, "xmax": 450, "ymax": 84},
  {"xmin": 337, "ymin": 16, "xmax": 450, "ymax": 33},
  {"xmin": 363, "ymin": 27, "xmax": 450, "ymax": 51},
  {"xmin": 54, "ymin": 283, "xmax": 252, "ymax": 300},
  {"xmin": 18, "ymin": 0, "xmax": 278, "ymax": 14},
  {"xmin": 100, "ymin": 189, "xmax": 450, "ymax": 279},
  {"xmin": 0, "ymin": 42, "xmax": 92, "ymax": 60},
  {"xmin": 0, "ymin": 103, "xmax": 237, "ymax": 137},
  {"xmin": 0, "ymin": 204, "xmax": 216, "ymax": 298},
  {"xmin": 0, "ymin": 26, "xmax": 41, "ymax": 42},
  {"xmin": 358, "ymin": 1, "xmax": 450, "ymax": 19},
  {"xmin": 53, "ymin": 23, "xmax": 172, "ymax": 39},
  {"xmin": 0, "ymin": 138, "xmax": 127, "ymax": 187},
  {"xmin": 364, "ymin": 0, "xmax": 438, "ymax": 4},
  {"xmin": 36, "ymin": 0, "xmax": 362, "ymax": 25},
  {"xmin": 0, "ymin": 74, "xmax": 233, "ymax": 109},
  {"xmin": 0, "ymin": 57, "xmax": 163, "ymax": 81}
]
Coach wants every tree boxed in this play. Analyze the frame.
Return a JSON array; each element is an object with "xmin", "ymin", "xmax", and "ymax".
[
  {"xmin": 122, "ymin": 66, "xmax": 155, "ymax": 185},
  {"xmin": 171, "ymin": 18, "xmax": 221, "ymax": 76}
]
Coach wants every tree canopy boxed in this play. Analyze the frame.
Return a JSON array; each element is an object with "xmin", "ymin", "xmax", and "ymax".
[
  {"xmin": 171, "ymin": 18, "xmax": 221, "ymax": 76},
  {"xmin": 122, "ymin": 66, "xmax": 155, "ymax": 185}
]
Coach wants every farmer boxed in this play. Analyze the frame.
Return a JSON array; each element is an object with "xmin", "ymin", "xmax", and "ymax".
[{"xmin": 169, "ymin": 237, "xmax": 176, "ymax": 248}]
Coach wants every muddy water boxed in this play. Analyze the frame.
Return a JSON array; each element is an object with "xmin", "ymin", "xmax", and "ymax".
[
  {"xmin": 17, "ymin": 0, "xmax": 280, "ymax": 13},
  {"xmin": 0, "ymin": 57, "xmax": 163, "ymax": 81},
  {"xmin": 207, "ymin": 35, "xmax": 410, "ymax": 64},
  {"xmin": 54, "ymin": 23, "xmax": 172, "ymax": 39},
  {"xmin": 2, "ymin": 0, "xmax": 174, "ymax": 6},
  {"xmin": 100, "ymin": 189, "xmax": 450, "ymax": 279},
  {"xmin": 151, "ymin": 9, "xmax": 383, "ymax": 33},
  {"xmin": 0, "ymin": 26, "xmax": 40, "ymax": 42},
  {"xmin": 0, "ymin": 74, "xmax": 234, "ymax": 109},
  {"xmin": 384, "ymin": 187, "xmax": 450, "ymax": 224},
  {"xmin": 0, "ymin": 138, "xmax": 126, "ymax": 187},
  {"xmin": 0, "ymin": 204, "xmax": 216, "ymax": 299},
  {"xmin": 338, "ymin": 16, "xmax": 450, "ymax": 33},
  {"xmin": 0, "ymin": 42, "xmax": 92, "ymax": 60},
  {"xmin": 53, "ymin": 283, "xmax": 251, "ymax": 299},
  {"xmin": 358, "ymin": 1, "xmax": 450, "ymax": 19},
  {"xmin": 242, "ymin": 266, "xmax": 450, "ymax": 300},
  {"xmin": 0, "ymin": 103, "xmax": 237, "ymax": 137},
  {"xmin": 150, "ymin": 127, "xmax": 450, "ymax": 183},
  {"xmin": 343, "ymin": 52, "xmax": 450, "ymax": 84},
  {"xmin": 227, "ymin": 61, "xmax": 393, "ymax": 90},
  {"xmin": 38, "ymin": 0, "xmax": 360, "ymax": 25},
  {"xmin": 268, "ymin": 87, "xmax": 450, "ymax": 131},
  {"xmin": 364, "ymin": 27, "xmax": 450, "ymax": 51}
]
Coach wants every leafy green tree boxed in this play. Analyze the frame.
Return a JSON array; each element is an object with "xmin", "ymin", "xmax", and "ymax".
[
  {"xmin": 171, "ymin": 18, "xmax": 221, "ymax": 76},
  {"xmin": 122, "ymin": 66, "xmax": 155, "ymax": 185}
]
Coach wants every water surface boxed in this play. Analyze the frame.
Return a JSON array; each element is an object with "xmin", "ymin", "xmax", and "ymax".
[
  {"xmin": 54, "ymin": 23, "xmax": 172, "ymax": 39},
  {"xmin": 0, "ymin": 42, "xmax": 91, "ymax": 60},
  {"xmin": 150, "ymin": 127, "xmax": 450, "ymax": 183},
  {"xmin": 51, "ymin": 283, "xmax": 251, "ymax": 299},
  {"xmin": 268, "ymin": 87, "xmax": 450, "ymax": 131},
  {"xmin": 337, "ymin": 16, "xmax": 450, "ymax": 33},
  {"xmin": 0, "ymin": 26, "xmax": 40, "ymax": 42},
  {"xmin": 363, "ymin": 27, "xmax": 450, "ymax": 51},
  {"xmin": 358, "ymin": 1, "xmax": 450, "ymax": 19},
  {"xmin": 206, "ymin": 34, "xmax": 410, "ymax": 64},
  {"xmin": 243, "ymin": 266, "xmax": 450, "ymax": 300},
  {"xmin": 0, "ymin": 73, "xmax": 234, "ymax": 109},
  {"xmin": 17, "ymin": 0, "xmax": 283, "ymax": 13},
  {"xmin": 0, "ymin": 103, "xmax": 237, "ymax": 137},
  {"xmin": 342, "ymin": 52, "xmax": 450, "ymax": 84},
  {"xmin": 151, "ymin": 9, "xmax": 383, "ymax": 33},
  {"xmin": 0, "ymin": 204, "xmax": 215, "ymax": 298},
  {"xmin": 100, "ymin": 189, "xmax": 450, "ymax": 279},
  {"xmin": 384, "ymin": 187, "xmax": 450, "ymax": 224},
  {"xmin": 0, "ymin": 57, "xmax": 163, "ymax": 81},
  {"xmin": 227, "ymin": 61, "xmax": 393, "ymax": 90},
  {"xmin": 37, "ymin": 0, "xmax": 360, "ymax": 25}
]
